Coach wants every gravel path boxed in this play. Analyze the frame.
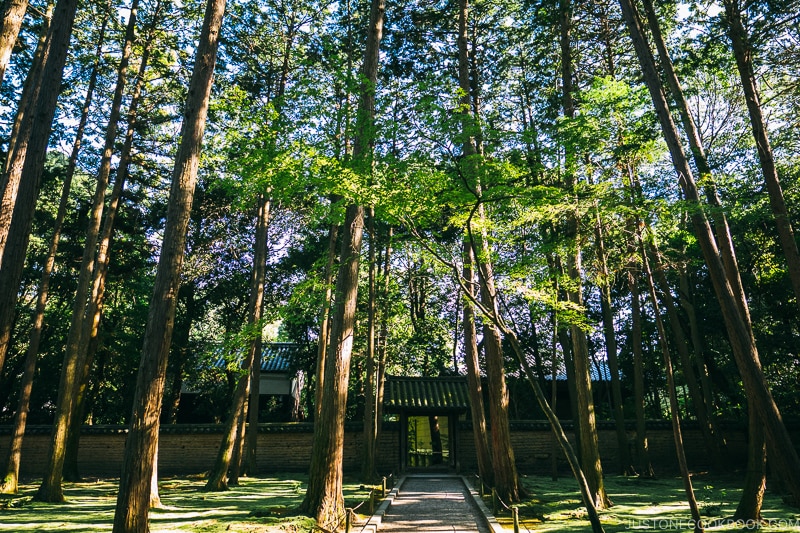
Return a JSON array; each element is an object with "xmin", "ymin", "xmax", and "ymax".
[{"xmin": 378, "ymin": 476, "xmax": 491, "ymax": 533}]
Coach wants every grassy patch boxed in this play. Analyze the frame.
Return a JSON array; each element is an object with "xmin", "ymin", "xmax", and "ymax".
[
  {"xmin": 0, "ymin": 474, "xmax": 381, "ymax": 532},
  {"xmin": 489, "ymin": 474, "xmax": 800, "ymax": 532}
]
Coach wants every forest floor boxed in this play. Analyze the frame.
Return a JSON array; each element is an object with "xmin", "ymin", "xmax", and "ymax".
[
  {"xmin": 0, "ymin": 472, "xmax": 799, "ymax": 531},
  {"xmin": 492, "ymin": 472, "xmax": 800, "ymax": 532}
]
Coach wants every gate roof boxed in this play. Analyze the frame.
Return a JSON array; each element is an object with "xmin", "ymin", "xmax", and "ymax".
[{"xmin": 383, "ymin": 375, "xmax": 470, "ymax": 414}]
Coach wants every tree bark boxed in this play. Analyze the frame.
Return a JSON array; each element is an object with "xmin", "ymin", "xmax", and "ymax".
[
  {"xmin": 0, "ymin": 0, "xmax": 60, "ymax": 377},
  {"xmin": 111, "ymin": 0, "xmax": 225, "ymax": 526},
  {"xmin": 207, "ymin": 195, "xmax": 269, "ymax": 490},
  {"xmin": 619, "ymin": 0, "xmax": 800, "ymax": 505},
  {"xmin": 37, "ymin": 0, "xmax": 140, "ymax": 497},
  {"xmin": 314, "ymin": 221, "xmax": 339, "ymax": 421},
  {"xmin": 361, "ymin": 207, "xmax": 378, "ymax": 482},
  {"xmin": 67, "ymin": 2, "xmax": 162, "ymax": 476},
  {"xmin": 0, "ymin": 0, "xmax": 28, "ymax": 84},
  {"xmin": 639, "ymin": 226, "xmax": 704, "ymax": 533},
  {"xmin": 594, "ymin": 209, "xmax": 635, "ymax": 476},
  {"xmin": 457, "ymin": 0, "xmax": 492, "ymax": 488},
  {"xmin": 239, "ymin": 193, "xmax": 271, "ymax": 475},
  {"xmin": 456, "ymin": 0, "xmax": 520, "ymax": 503},
  {"xmin": 301, "ymin": 0, "xmax": 383, "ymax": 525},
  {"xmin": 721, "ymin": 0, "xmax": 800, "ymax": 314},
  {"xmin": 444, "ymin": 266, "xmax": 605, "ymax": 533},
  {"xmin": 647, "ymin": 238, "xmax": 725, "ymax": 469},
  {"xmin": 0, "ymin": 1, "xmax": 94, "ymax": 494},
  {"xmin": 734, "ymin": 401, "xmax": 766, "ymax": 521},
  {"xmin": 560, "ymin": 0, "xmax": 609, "ymax": 508},
  {"xmin": 462, "ymin": 244, "xmax": 493, "ymax": 485}
]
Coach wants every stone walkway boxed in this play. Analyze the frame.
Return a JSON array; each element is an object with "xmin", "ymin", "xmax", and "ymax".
[{"xmin": 378, "ymin": 476, "xmax": 491, "ymax": 533}]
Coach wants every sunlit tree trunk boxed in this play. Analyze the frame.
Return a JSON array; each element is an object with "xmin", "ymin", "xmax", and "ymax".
[
  {"xmin": 64, "ymin": 4, "xmax": 161, "ymax": 481},
  {"xmin": 0, "ymin": 1, "xmax": 92, "ymax": 495},
  {"xmin": 314, "ymin": 221, "xmax": 339, "ymax": 420},
  {"xmin": 0, "ymin": 0, "xmax": 69, "ymax": 377},
  {"xmin": 457, "ymin": 0, "xmax": 492, "ymax": 488},
  {"xmin": 449, "ymin": 271, "xmax": 605, "ymax": 533},
  {"xmin": 228, "ymin": 397, "xmax": 248, "ymax": 485},
  {"xmin": 560, "ymin": 0, "xmax": 609, "ymax": 508},
  {"xmin": 64, "ymin": 2, "xmax": 163, "ymax": 481},
  {"xmin": 301, "ymin": 0, "xmax": 383, "ymax": 526},
  {"xmin": 207, "ymin": 195, "xmax": 269, "ymax": 491},
  {"xmin": 112, "ymin": 0, "xmax": 226, "ymax": 526},
  {"xmin": 149, "ymin": 438, "xmax": 162, "ymax": 509},
  {"xmin": 37, "ymin": 0, "xmax": 140, "ymax": 497},
  {"xmin": 0, "ymin": 0, "xmax": 28, "ymax": 84},
  {"xmin": 462, "ymin": 245, "xmax": 492, "ymax": 485}
]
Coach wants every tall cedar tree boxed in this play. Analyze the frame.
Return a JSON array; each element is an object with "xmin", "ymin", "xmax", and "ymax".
[
  {"xmin": 37, "ymin": 0, "xmax": 140, "ymax": 497},
  {"xmin": 300, "ymin": 0, "xmax": 384, "ymax": 526},
  {"xmin": 456, "ymin": 0, "xmax": 493, "ymax": 488},
  {"xmin": 618, "ymin": 0, "xmax": 800, "ymax": 506},
  {"xmin": 64, "ymin": 3, "xmax": 163, "ymax": 480},
  {"xmin": 0, "ymin": 0, "xmax": 79, "ymax": 377},
  {"xmin": 560, "ymin": 0, "xmax": 609, "ymax": 509},
  {"xmin": 111, "ymin": 0, "xmax": 226, "ymax": 527}
]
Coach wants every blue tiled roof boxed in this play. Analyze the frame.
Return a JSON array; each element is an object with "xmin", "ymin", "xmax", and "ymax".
[{"xmin": 213, "ymin": 342, "xmax": 309, "ymax": 373}]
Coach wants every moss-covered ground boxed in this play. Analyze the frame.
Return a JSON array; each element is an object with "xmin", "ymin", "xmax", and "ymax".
[
  {"xmin": 491, "ymin": 473, "xmax": 800, "ymax": 532},
  {"xmin": 0, "ymin": 473, "xmax": 378, "ymax": 532},
  {"xmin": 2, "ymin": 472, "xmax": 800, "ymax": 531}
]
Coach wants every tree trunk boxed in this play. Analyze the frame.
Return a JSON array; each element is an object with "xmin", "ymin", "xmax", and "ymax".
[
  {"xmin": 0, "ymin": 1, "xmax": 98, "ymax": 494},
  {"xmin": 721, "ymin": 0, "xmax": 800, "ymax": 314},
  {"xmin": 0, "ymin": 0, "xmax": 28, "ymax": 84},
  {"xmin": 462, "ymin": 244, "xmax": 493, "ymax": 485},
  {"xmin": 361, "ymin": 207, "xmax": 378, "ymax": 483},
  {"xmin": 451, "ymin": 276, "xmax": 605, "ymax": 533},
  {"xmin": 0, "ymin": 0, "xmax": 59, "ymax": 377},
  {"xmin": 111, "ymin": 0, "xmax": 225, "ymax": 526},
  {"xmin": 149, "ymin": 438, "xmax": 162, "ymax": 509},
  {"xmin": 456, "ymin": 0, "xmax": 520, "ymax": 503},
  {"xmin": 207, "ymin": 195, "xmax": 269, "ymax": 491},
  {"xmin": 626, "ymin": 204, "xmax": 653, "ymax": 477},
  {"xmin": 619, "ymin": 0, "xmax": 800, "ymax": 505},
  {"xmin": 302, "ymin": 201, "xmax": 365, "ymax": 528},
  {"xmin": 228, "ymin": 400, "xmax": 248, "ymax": 486},
  {"xmin": 647, "ymin": 239, "xmax": 725, "ymax": 469},
  {"xmin": 301, "ymin": 0, "xmax": 383, "ymax": 525},
  {"xmin": 37, "ymin": 0, "xmax": 140, "ymax": 497},
  {"xmin": 639, "ymin": 226, "xmax": 704, "ymax": 533},
  {"xmin": 66, "ymin": 3, "xmax": 162, "ymax": 476},
  {"xmin": 457, "ymin": 0, "xmax": 492, "ymax": 489},
  {"xmin": 243, "ymin": 333, "xmax": 261, "ymax": 474},
  {"xmin": 678, "ymin": 269, "xmax": 718, "ymax": 420},
  {"xmin": 734, "ymin": 402, "xmax": 766, "ymax": 522},
  {"xmin": 239, "ymin": 193, "xmax": 271, "ymax": 475},
  {"xmin": 314, "ymin": 221, "xmax": 339, "ymax": 421},
  {"xmin": 560, "ymin": 0, "xmax": 608, "ymax": 508},
  {"xmin": 594, "ymin": 210, "xmax": 634, "ymax": 476}
]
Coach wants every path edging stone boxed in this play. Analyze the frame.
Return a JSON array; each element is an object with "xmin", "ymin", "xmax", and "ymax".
[
  {"xmin": 360, "ymin": 475, "xmax": 407, "ymax": 533},
  {"xmin": 462, "ymin": 475, "xmax": 505, "ymax": 533}
]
